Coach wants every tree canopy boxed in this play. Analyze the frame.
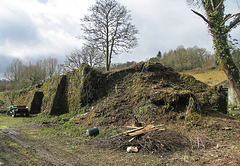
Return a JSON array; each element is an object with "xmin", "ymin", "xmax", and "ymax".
[{"xmin": 81, "ymin": 0, "xmax": 138, "ymax": 71}]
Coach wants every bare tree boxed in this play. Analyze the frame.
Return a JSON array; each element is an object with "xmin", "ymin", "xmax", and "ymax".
[
  {"xmin": 0, "ymin": 79, "xmax": 8, "ymax": 92},
  {"xmin": 64, "ymin": 45, "xmax": 104, "ymax": 70},
  {"xmin": 64, "ymin": 49, "xmax": 83, "ymax": 71},
  {"xmin": 4, "ymin": 59, "xmax": 24, "ymax": 82},
  {"xmin": 44, "ymin": 57, "xmax": 58, "ymax": 78},
  {"xmin": 81, "ymin": 44, "xmax": 105, "ymax": 68},
  {"xmin": 187, "ymin": 0, "xmax": 240, "ymax": 104},
  {"xmin": 56, "ymin": 64, "xmax": 66, "ymax": 76},
  {"xmin": 4, "ymin": 59, "xmax": 48, "ymax": 89},
  {"xmin": 81, "ymin": 0, "xmax": 138, "ymax": 71},
  {"xmin": 21, "ymin": 61, "xmax": 46, "ymax": 86}
]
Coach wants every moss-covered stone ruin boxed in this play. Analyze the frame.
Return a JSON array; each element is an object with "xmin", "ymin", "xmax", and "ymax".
[{"xmin": 0, "ymin": 62, "xmax": 227, "ymax": 125}]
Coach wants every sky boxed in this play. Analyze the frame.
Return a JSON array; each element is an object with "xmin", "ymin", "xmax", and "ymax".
[{"xmin": 0, "ymin": 0, "xmax": 239, "ymax": 78}]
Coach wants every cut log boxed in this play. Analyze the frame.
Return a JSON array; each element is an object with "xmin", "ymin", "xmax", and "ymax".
[{"xmin": 124, "ymin": 125, "xmax": 165, "ymax": 137}]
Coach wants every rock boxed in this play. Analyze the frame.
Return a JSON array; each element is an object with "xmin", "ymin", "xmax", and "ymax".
[
  {"xmin": 126, "ymin": 146, "xmax": 138, "ymax": 153},
  {"xmin": 86, "ymin": 127, "xmax": 99, "ymax": 136}
]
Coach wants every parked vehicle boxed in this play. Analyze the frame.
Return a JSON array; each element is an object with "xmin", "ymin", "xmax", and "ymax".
[{"xmin": 7, "ymin": 105, "xmax": 29, "ymax": 117}]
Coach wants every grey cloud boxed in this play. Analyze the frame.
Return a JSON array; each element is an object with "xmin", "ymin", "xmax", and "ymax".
[
  {"xmin": 0, "ymin": 10, "xmax": 40, "ymax": 44},
  {"xmin": 0, "ymin": 54, "xmax": 13, "ymax": 77},
  {"xmin": 0, "ymin": 0, "xmax": 239, "ymax": 67}
]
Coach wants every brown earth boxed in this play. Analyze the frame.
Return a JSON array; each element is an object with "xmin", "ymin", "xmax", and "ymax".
[{"xmin": 0, "ymin": 112, "xmax": 239, "ymax": 166}]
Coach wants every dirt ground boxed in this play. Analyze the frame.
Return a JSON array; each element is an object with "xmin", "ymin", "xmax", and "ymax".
[{"xmin": 0, "ymin": 112, "xmax": 240, "ymax": 166}]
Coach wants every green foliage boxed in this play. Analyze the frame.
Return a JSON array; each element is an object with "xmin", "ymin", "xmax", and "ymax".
[
  {"xmin": 67, "ymin": 64, "xmax": 93, "ymax": 113},
  {"xmin": 94, "ymin": 128, "xmax": 118, "ymax": 138},
  {"xmin": 39, "ymin": 121, "xmax": 87, "ymax": 137},
  {"xmin": 0, "ymin": 85, "xmax": 37, "ymax": 108}
]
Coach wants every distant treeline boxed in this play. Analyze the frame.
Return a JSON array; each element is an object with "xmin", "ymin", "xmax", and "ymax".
[
  {"xmin": 150, "ymin": 46, "xmax": 216, "ymax": 72},
  {"xmin": 151, "ymin": 43, "xmax": 240, "ymax": 72},
  {"xmin": 2, "ymin": 58, "xmax": 62, "ymax": 91},
  {"xmin": 0, "ymin": 79, "xmax": 8, "ymax": 92},
  {"xmin": 1, "ymin": 44, "xmax": 239, "ymax": 92}
]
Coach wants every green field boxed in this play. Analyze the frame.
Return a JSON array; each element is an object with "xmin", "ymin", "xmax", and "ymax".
[{"xmin": 183, "ymin": 68, "xmax": 227, "ymax": 86}]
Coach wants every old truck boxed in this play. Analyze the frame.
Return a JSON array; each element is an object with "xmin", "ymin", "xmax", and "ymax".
[{"xmin": 7, "ymin": 105, "xmax": 29, "ymax": 117}]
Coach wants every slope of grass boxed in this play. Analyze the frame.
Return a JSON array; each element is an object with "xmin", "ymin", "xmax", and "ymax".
[{"xmin": 183, "ymin": 67, "xmax": 227, "ymax": 86}]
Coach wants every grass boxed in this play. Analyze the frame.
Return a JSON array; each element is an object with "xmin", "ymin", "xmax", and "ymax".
[
  {"xmin": 0, "ymin": 125, "xmax": 8, "ymax": 129},
  {"xmin": 0, "ymin": 115, "xmax": 27, "ymax": 129},
  {"xmin": 1, "ymin": 112, "xmax": 240, "ymax": 165},
  {"xmin": 183, "ymin": 67, "xmax": 227, "ymax": 86},
  {"xmin": 0, "ymin": 116, "xmax": 50, "ymax": 165},
  {"xmin": 0, "ymin": 113, "xmax": 169, "ymax": 165}
]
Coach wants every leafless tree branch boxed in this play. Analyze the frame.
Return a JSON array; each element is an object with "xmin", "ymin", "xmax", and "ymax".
[{"xmin": 191, "ymin": 9, "xmax": 209, "ymax": 24}]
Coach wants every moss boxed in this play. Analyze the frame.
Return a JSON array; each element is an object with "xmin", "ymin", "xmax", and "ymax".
[
  {"xmin": 180, "ymin": 74, "xmax": 208, "ymax": 92},
  {"xmin": 128, "ymin": 74, "xmax": 147, "ymax": 102},
  {"xmin": 185, "ymin": 113, "xmax": 203, "ymax": 128},
  {"xmin": 40, "ymin": 75, "xmax": 63, "ymax": 115},
  {"xmin": 0, "ymin": 87, "xmax": 37, "ymax": 109},
  {"xmin": 67, "ymin": 64, "xmax": 90, "ymax": 113}
]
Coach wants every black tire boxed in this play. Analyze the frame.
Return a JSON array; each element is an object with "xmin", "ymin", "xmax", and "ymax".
[
  {"xmin": 12, "ymin": 110, "xmax": 16, "ymax": 118},
  {"xmin": 7, "ymin": 111, "xmax": 10, "ymax": 116}
]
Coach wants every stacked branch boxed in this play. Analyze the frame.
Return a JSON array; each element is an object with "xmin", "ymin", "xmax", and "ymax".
[{"xmin": 101, "ymin": 125, "xmax": 191, "ymax": 154}]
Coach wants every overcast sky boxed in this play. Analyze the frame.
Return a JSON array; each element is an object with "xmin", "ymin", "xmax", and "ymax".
[{"xmin": 0, "ymin": 0, "xmax": 239, "ymax": 78}]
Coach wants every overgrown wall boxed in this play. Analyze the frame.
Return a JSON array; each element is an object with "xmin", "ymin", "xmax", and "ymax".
[
  {"xmin": 0, "ymin": 62, "xmax": 228, "ymax": 116},
  {"xmin": 39, "ymin": 75, "xmax": 64, "ymax": 115}
]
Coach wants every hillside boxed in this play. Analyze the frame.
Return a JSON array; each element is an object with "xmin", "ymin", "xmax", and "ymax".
[{"xmin": 183, "ymin": 67, "xmax": 227, "ymax": 86}]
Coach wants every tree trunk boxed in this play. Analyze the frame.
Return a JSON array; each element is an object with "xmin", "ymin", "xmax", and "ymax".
[
  {"xmin": 222, "ymin": 60, "xmax": 240, "ymax": 105},
  {"xmin": 193, "ymin": 0, "xmax": 240, "ymax": 105},
  {"xmin": 209, "ymin": 21, "xmax": 240, "ymax": 104},
  {"xmin": 215, "ymin": 40, "xmax": 240, "ymax": 104},
  {"xmin": 106, "ymin": 54, "xmax": 110, "ymax": 71}
]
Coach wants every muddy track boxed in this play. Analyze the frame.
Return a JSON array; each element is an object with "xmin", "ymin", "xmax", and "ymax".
[
  {"xmin": 0, "ymin": 130, "xmax": 29, "ymax": 148},
  {"xmin": 0, "ymin": 129, "xmax": 78, "ymax": 166}
]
